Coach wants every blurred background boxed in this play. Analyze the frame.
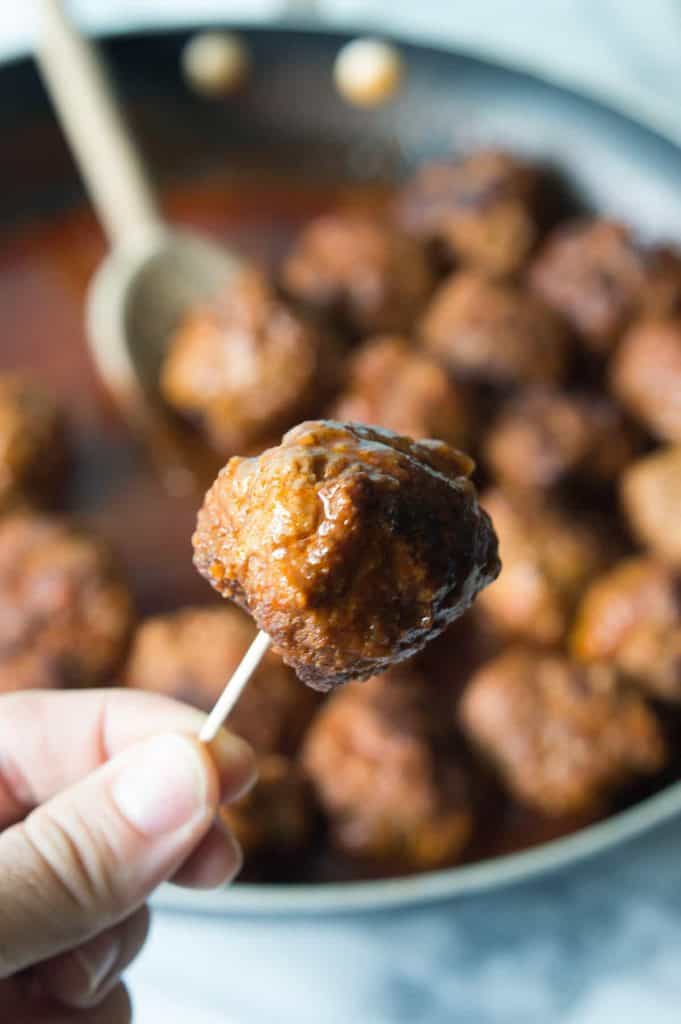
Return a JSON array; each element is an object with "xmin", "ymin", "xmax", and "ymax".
[
  {"xmin": 6, "ymin": 0, "xmax": 681, "ymax": 142},
  {"xmin": 6, "ymin": 2, "xmax": 681, "ymax": 1022}
]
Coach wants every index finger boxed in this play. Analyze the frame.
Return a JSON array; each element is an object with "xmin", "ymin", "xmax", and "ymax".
[{"xmin": 0, "ymin": 688, "xmax": 253, "ymax": 827}]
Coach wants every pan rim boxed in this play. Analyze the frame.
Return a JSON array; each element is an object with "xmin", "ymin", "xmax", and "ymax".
[{"xmin": 152, "ymin": 778, "xmax": 681, "ymax": 914}]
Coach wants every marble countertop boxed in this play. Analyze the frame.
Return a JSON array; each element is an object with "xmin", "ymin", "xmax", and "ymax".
[
  {"xmin": 10, "ymin": 3, "xmax": 681, "ymax": 1020},
  {"xmin": 126, "ymin": 811, "xmax": 681, "ymax": 1023}
]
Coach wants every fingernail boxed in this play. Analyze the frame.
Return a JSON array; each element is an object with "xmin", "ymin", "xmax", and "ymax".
[
  {"xmin": 112, "ymin": 734, "xmax": 208, "ymax": 837},
  {"xmin": 222, "ymin": 829, "xmax": 244, "ymax": 884},
  {"xmin": 215, "ymin": 815, "xmax": 245, "ymax": 883},
  {"xmin": 74, "ymin": 933, "xmax": 120, "ymax": 997}
]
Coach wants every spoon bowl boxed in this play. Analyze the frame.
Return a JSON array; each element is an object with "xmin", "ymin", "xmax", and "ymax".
[
  {"xmin": 87, "ymin": 227, "xmax": 237, "ymax": 427},
  {"xmin": 87, "ymin": 227, "xmax": 238, "ymax": 493}
]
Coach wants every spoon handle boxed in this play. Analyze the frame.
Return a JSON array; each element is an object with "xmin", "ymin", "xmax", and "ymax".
[{"xmin": 36, "ymin": 0, "xmax": 163, "ymax": 248}]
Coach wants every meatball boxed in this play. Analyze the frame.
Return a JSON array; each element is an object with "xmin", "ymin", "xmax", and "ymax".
[
  {"xmin": 396, "ymin": 149, "xmax": 545, "ymax": 278},
  {"xmin": 221, "ymin": 754, "xmax": 314, "ymax": 859},
  {"xmin": 0, "ymin": 374, "xmax": 69, "ymax": 511},
  {"xmin": 419, "ymin": 272, "xmax": 570, "ymax": 390},
  {"xmin": 161, "ymin": 268, "xmax": 341, "ymax": 455},
  {"xmin": 459, "ymin": 648, "xmax": 666, "ymax": 816},
  {"xmin": 193, "ymin": 421, "xmax": 500, "ymax": 690},
  {"xmin": 528, "ymin": 220, "xmax": 681, "ymax": 352},
  {"xmin": 610, "ymin": 318, "xmax": 681, "ymax": 443},
  {"xmin": 416, "ymin": 605, "xmax": 504, "ymax": 696},
  {"xmin": 477, "ymin": 489, "xmax": 615, "ymax": 646},
  {"xmin": 302, "ymin": 668, "xmax": 475, "ymax": 869},
  {"xmin": 330, "ymin": 335, "xmax": 471, "ymax": 448},
  {"xmin": 0, "ymin": 512, "xmax": 133, "ymax": 693},
  {"xmin": 484, "ymin": 389, "xmax": 640, "ymax": 494},
  {"xmin": 281, "ymin": 213, "xmax": 434, "ymax": 336},
  {"xmin": 124, "ymin": 605, "xmax": 318, "ymax": 754},
  {"xmin": 572, "ymin": 557, "xmax": 681, "ymax": 702},
  {"xmin": 621, "ymin": 446, "xmax": 681, "ymax": 567}
]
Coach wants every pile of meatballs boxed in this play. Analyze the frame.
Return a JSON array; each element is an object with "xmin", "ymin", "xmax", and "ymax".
[{"xmin": 6, "ymin": 149, "xmax": 681, "ymax": 882}]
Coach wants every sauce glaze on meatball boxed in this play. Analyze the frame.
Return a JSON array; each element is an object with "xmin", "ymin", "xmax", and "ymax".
[{"xmin": 193, "ymin": 421, "xmax": 500, "ymax": 690}]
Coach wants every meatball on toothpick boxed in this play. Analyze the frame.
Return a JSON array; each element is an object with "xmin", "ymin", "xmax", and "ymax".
[{"xmin": 193, "ymin": 421, "xmax": 499, "ymax": 737}]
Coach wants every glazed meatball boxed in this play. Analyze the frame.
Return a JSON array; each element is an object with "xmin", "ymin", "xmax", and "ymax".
[
  {"xmin": 621, "ymin": 446, "xmax": 681, "ymax": 567},
  {"xmin": 459, "ymin": 648, "xmax": 666, "ymax": 816},
  {"xmin": 419, "ymin": 272, "xmax": 570, "ymax": 390},
  {"xmin": 610, "ymin": 318, "xmax": 681, "ymax": 442},
  {"xmin": 529, "ymin": 220, "xmax": 681, "ymax": 352},
  {"xmin": 0, "ymin": 374, "xmax": 68, "ymax": 510},
  {"xmin": 302, "ymin": 668, "xmax": 475, "ymax": 869},
  {"xmin": 281, "ymin": 213, "xmax": 434, "ymax": 336},
  {"xmin": 0, "ymin": 512, "xmax": 132, "ymax": 693},
  {"xmin": 330, "ymin": 335, "xmax": 471, "ymax": 448},
  {"xmin": 396, "ymin": 149, "xmax": 545, "ymax": 278},
  {"xmin": 161, "ymin": 268, "xmax": 341, "ymax": 455},
  {"xmin": 484, "ymin": 389, "xmax": 640, "ymax": 494},
  {"xmin": 124, "ymin": 605, "xmax": 318, "ymax": 754},
  {"xmin": 221, "ymin": 754, "xmax": 315, "ymax": 859},
  {"xmin": 193, "ymin": 421, "xmax": 500, "ymax": 690},
  {"xmin": 572, "ymin": 557, "xmax": 681, "ymax": 702},
  {"xmin": 477, "ymin": 489, "xmax": 615, "ymax": 646}
]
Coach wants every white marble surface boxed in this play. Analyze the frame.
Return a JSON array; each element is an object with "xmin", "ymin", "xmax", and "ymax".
[
  {"xmin": 11, "ymin": 2, "xmax": 681, "ymax": 1021},
  {"xmin": 126, "ymin": 813, "xmax": 681, "ymax": 1023}
]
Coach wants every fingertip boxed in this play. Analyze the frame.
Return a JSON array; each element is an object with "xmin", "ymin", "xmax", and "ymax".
[{"xmin": 111, "ymin": 733, "xmax": 219, "ymax": 838}]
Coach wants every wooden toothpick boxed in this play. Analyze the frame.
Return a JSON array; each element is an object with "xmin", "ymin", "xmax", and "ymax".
[{"xmin": 199, "ymin": 629, "xmax": 271, "ymax": 743}]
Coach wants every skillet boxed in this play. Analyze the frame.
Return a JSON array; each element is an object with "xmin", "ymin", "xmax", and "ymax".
[{"xmin": 4, "ymin": 23, "xmax": 681, "ymax": 916}]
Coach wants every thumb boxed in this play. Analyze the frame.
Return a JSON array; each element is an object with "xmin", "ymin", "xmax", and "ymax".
[{"xmin": 0, "ymin": 732, "xmax": 231, "ymax": 977}]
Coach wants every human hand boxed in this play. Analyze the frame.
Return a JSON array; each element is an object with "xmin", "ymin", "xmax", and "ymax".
[{"xmin": 0, "ymin": 688, "xmax": 256, "ymax": 1023}]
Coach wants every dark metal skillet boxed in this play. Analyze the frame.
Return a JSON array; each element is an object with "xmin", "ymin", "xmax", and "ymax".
[{"xmin": 3, "ymin": 22, "xmax": 681, "ymax": 914}]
